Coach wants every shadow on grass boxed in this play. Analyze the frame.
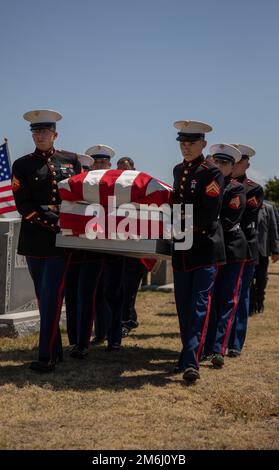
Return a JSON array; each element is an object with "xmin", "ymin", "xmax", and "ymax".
[
  {"xmin": 130, "ymin": 332, "xmax": 180, "ymax": 340},
  {"xmin": 156, "ymin": 312, "xmax": 177, "ymax": 317},
  {"xmin": 0, "ymin": 344, "xmax": 179, "ymax": 391}
]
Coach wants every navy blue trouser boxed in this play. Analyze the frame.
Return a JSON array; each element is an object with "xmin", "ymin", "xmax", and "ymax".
[
  {"xmin": 174, "ymin": 265, "xmax": 217, "ymax": 370},
  {"xmin": 122, "ymin": 258, "xmax": 147, "ymax": 325},
  {"xmin": 250, "ymin": 255, "xmax": 269, "ymax": 314},
  {"xmin": 204, "ymin": 262, "xmax": 245, "ymax": 356},
  {"xmin": 94, "ymin": 275, "xmax": 107, "ymax": 340},
  {"xmin": 103, "ymin": 256, "xmax": 125, "ymax": 347},
  {"xmin": 65, "ymin": 259, "xmax": 104, "ymax": 348},
  {"xmin": 228, "ymin": 262, "xmax": 255, "ymax": 352},
  {"xmin": 26, "ymin": 255, "xmax": 71, "ymax": 362}
]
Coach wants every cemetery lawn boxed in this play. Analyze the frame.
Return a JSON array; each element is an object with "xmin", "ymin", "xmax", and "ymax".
[{"xmin": 0, "ymin": 264, "xmax": 278, "ymax": 450}]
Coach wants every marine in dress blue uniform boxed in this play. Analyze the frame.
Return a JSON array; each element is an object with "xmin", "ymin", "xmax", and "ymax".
[
  {"xmin": 116, "ymin": 157, "xmax": 148, "ymax": 336},
  {"xmin": 87, "ymin": 145, "xmax": 124, "ymax": 349},
  {"xmin": 203, "ymin": 144, "xmax": 247, "ymax": 368},
  {"xmin": 227, "ymin": 144, "xmax": 264, "ymax": 356},
  {"xmin": 12, "ymin": 110, "xmax": 82, "ymax": 372},
  {"xmin": 90, "ymin": 148, "xmax": 126, "ymax": 351},
  {"xmin": 65, "ymin": 145, "xmax": 114, "ymax": 357},
  {"xmin": 172, "ymin": 120, "xmax": 226, "ymax": 383}
]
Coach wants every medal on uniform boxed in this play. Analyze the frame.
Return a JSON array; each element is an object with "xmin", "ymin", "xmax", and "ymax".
[{"xmin": 190, "ymin": 179, "xmax": 197, "ymax": 190}]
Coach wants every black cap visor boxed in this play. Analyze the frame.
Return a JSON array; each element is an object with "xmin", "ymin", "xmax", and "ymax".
[
  {"xmin": 30, "ymin": 122, "xmax": 56, "ymax": 131},
  {"xmin": 92, "ymin": 154, "xmax": 111, "ymax": 160},
  {"xmin": 213, "ymin": 153, "xmax": 235, "ymax": 164},
  {"xmin": 176, "ymin": 132, "xmax": 205, "ymax": 142},
  {"xmin": 240, "ymin": 155, "xmax": 250, "ymax": 161}
]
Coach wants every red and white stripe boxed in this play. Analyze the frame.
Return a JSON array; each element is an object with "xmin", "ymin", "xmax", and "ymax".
[
  {"xmin": 58, "ymin": 169, "xmax": 172, "ymax": 206},
  {"xmin": 59, "ymin": 201, "xmax": 167, "ymax": 239},
  {"xmin": 58, "ymin": 169, "xmax": 172, "ymax": 240},
  {"xmin": 0, "ymin": 180, "xmax": 18, "ymax": 217}
]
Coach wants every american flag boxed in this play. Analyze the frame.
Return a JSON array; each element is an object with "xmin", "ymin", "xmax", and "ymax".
[
  {"xmin": 0, "ymin": 141, "xmax": 19, "ymax": 218},
  {"xmin": 58, "ymin": 169, "xmax": 173, "ymax": 238}
]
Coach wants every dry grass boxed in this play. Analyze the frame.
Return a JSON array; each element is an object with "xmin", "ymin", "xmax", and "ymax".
[{"xmin": 0, "ymin": 263, "xmax": 278, "ymax": 450}]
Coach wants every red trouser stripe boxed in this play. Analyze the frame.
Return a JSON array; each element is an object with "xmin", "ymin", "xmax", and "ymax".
[
  {"xmin": 221, "ymin": 261, "xmax": 245, "ymax": 356},
  {"xmin": 196, "ymin": 267, "xmax": 218, "ymax": 364},
  {"xmin": 48, "ymin": 254, "xmax": 72, "ymax": 359},
  {"xmin": 88, "ymin": 261, "xmax": 104, "ymax": 344}
]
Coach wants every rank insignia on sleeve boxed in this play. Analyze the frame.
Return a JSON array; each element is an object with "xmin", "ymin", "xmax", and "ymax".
[
  {"xmin": 247, "ymin": 196, "xmax": 258, "ymax": 207},
  {"xmin": 205, "ymin": 180, "xmax": 220, "ymax": 197},
  {"xmin": 11, "ymin": 176, "xmax": 21, "ymax": 192},
  {"xmin": 229, "ymin": 195, "xmax": 241, "ymax": 209}
]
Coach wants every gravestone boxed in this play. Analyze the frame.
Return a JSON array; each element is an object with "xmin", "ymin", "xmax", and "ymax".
[
  {"xmin": 0, "ymin": 218, "xmax": 39, "ymax": 336},
  {"xmin": 151, "ymin": 260, "xmax": 173, "ymax": 286}
]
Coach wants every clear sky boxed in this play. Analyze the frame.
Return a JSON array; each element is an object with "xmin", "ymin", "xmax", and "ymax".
[{"xmin": 1, "ymin": 0, "xmax": 278, "ymax": 185}]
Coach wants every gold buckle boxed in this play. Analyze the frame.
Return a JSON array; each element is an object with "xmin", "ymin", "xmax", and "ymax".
[{"xmin": 47, "ymin": 205, "xmax": 60, "ymax": 212}]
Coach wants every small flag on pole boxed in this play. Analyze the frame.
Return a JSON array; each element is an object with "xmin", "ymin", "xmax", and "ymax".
[{"xmin": 0, "ymin": 139, "xmax": 19, "ymax": 218}]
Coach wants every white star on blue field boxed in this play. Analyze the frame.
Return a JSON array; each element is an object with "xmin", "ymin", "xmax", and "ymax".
[{"xmin": 0, "ymin": 144, "xmax": 11, "ymax": 181}]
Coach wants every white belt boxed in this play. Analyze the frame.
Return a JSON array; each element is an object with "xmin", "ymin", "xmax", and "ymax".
[{"xmin": 228, "ymin": 223, "xmax": 240, "ymax": 232}]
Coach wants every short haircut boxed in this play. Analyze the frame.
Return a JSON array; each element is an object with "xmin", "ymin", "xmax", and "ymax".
[{"xmin": 117, "ymin": 157, "xmax": 135, "ymax": 168}]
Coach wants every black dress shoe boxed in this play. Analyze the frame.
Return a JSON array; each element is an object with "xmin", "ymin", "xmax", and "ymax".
[
  {"xmin": 199, "ymin": 354, "xmax": 214, "ymax": 363},
  {"xmin": 69, "ymin": 345, "xmax": 80, "ymax": 358},
  {"xmin": 211, "ymin": 353, "xmax": 224, "ymax": 368},
  {"xmin": 122, "ymin": 327, "xmax": 130, "ymax": 338},
  {"xmin": 129, "ymin": 320, "xmax": 139, "ymax": 330},
  {"xmin": 122, "ymin": 320, "xmax": 139, "ymax": 331},
  {"xmin": 172, "ymin": 364, "xmax": 186, "ymax": 374},
  {"xmin": 106, "ymin": 344, "xmax": 120, "ymax": 352},
  {"xmin": 227, "ymin": 349, "xmax": 241, "ymax": 358},
  {"xmin": 183, "ymin": 367, "xmax": 200, "ymax": 383},
  {"xmin": 90, "ymin": 337, "xmax": 106, "ymax": 346},
  {"xmin": 70, "ymin": 345, "xmax": 88, "ymax": 359},
  {"xmin": 29, "ymin": 361, "xmax": 56, "ymax": 373}
]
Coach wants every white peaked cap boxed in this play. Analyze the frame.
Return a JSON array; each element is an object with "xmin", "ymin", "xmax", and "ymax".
[
  {"xmin": 209, "ymin": 143, "xmax": 242, "ymax": 163},
  {"xmin": 173, "ymin": 120, "xmax": 213, "ymax": 134},
  {"xmin": 231, "ymin": 144, "xmax": 256, "ymax": 157},
  {"xmin": 78, "ymin": 154, "xmax": 94, "ymax": 168},
  {"xmin": 23, "ymin": 109, "xmax": 62, "ymax": 123},
  {"xmin": 85, "ymin": 144, "xmax": 115, "ymax": 158}
]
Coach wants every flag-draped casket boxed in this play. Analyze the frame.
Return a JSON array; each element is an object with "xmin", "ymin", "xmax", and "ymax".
[
  {"xmin": 58, "ymin": 169, "xmax": 173, "ymax": 239},
  {"xmin": 57, "ymin": 169, "xmax": 173, "ymax": 262}
]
